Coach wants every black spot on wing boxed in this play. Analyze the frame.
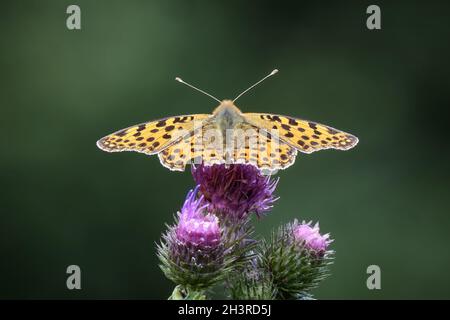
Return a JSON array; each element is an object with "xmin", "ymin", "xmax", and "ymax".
[
  {"xmin": 156, "ymin": 120, "xmax": 166, "ymax": 127},
  {"xmin": 288, "ymin": 118, "xmax": 298, "ymax": 126},
  {"xmin": 284, "ymin": 132, "xmax": 294, "ymax": 138},
  {"xmin": 327, "ymin": 126, "xmax": 339, "ymax": 134},
  {"xmin": 308, "ymin": 122, "xmax": 317, "ymax": 130},
  {"xmin": 116, "ymin": 130, "xmax": 127, "ymax": 137}
]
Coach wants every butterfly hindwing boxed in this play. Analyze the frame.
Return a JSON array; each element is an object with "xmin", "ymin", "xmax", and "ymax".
[
  {"xmin": 97, "ymin": 114, "xmax": 210, "ymax": 155},
  {"xmin": 158, "ymin": 121, "xmax": 227, "ymax": 171},
  {"xmin": 243, "ymin": 113, "xmax": 358, "ymax": 154},
  {"xmin": 228, "ymin": 123, "xmax": 297, "ymax": 171},
  {"xmin": 158, "ymin": 122, "xmax": 297, "ymax": 172},
  {"xmin": 158, "ymin": 126, "xmax": 206, "ymax": 171}
]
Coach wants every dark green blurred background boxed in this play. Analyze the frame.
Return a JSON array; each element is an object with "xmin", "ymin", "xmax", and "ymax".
[{"xmin": 1, "ymin": 0, "xmax": 450, "ymax": 299}]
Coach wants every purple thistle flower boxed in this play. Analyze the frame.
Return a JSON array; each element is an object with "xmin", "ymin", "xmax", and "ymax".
[
  {"xmin": 179, "ymin": 186, "xmax": 208, "ymax": 220},
  {"xmin": 157, "ymin": 187, "xmax": 228, "ymax": 289},
  {"xmin": 191, "ymin": 164, "xmax": 279, "ymax": 220},
  {"xmin": 292, "ymin": 220, "xmax": 332, "ymax": 252},
  {"xmin": 176, "ymin": 186, "xmax": 221, "ymax": 248}
]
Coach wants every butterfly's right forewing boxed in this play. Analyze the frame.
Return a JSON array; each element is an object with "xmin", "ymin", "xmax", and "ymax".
[{"xmin": 244, "ymin": 113, "xmax": 358, "ymax": 154}]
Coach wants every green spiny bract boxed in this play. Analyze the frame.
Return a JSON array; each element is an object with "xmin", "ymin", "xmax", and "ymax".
[
  {"xmin": 259, "ymin": 222, "xmax": 334, "ymax": 299},
  {"xmin": 228, "ymin": 258, "xmax": 277, "ymax": 300}
]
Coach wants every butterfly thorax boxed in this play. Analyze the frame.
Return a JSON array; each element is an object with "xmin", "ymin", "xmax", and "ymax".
[{"xmin": 212, "ymin": 100, "xmax": 244, "ymax": 131}]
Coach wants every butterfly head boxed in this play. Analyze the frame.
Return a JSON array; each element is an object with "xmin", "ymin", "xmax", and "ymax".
[
  {"xmin": 213, "ymin": 100, "xmax": 244, "ymax": 129},
  {"xmin": 213, "ymin": 100, "xmax": 241, "ymax": 114}
]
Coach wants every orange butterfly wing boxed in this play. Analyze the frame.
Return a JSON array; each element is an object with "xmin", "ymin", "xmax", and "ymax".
[
  {"xmin": 243, "ymin": 113, "xmax": 359, "ymax": 154},
  {"xmin": 158, "ymin": 122, "xmax": 297, "ymax": 172},
  {"xmin": 97, "ymin": 114, "xmax": 210, "ymax": 155}
]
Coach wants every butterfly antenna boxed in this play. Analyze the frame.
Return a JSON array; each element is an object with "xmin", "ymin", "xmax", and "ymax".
[
  {"xmin": 233, "ymin": 69, "xmax": 279, "ymax": 102},
  {"xmin": 175, "ymin": 77, "xmax": 221, "ymax": 103}
]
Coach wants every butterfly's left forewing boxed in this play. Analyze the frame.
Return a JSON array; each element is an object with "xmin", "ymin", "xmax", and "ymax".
[
  {"xmin": 97, "ymin": 114, "xmax": 210, "ymax": 155},
  {"xmin": 243, "ymin": 113, "xmax": 358, "ymax": 154}
]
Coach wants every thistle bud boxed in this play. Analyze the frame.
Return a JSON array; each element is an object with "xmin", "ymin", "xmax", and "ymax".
[
  {"xmin": 260, "ymin": 220, "xmax": 334, "ymax": 299},
  {"xmin": 158, "ymin": 187, "xmax": 235, "ymax": 293},
  {"xmin": 229, "ymin": 257, "xmax": 277, "ymax": 300}
]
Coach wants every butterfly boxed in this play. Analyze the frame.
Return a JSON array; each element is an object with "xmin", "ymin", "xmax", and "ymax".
[{"xmin": 97, "ymin": 70, "xmax": 358, "ymax": 173}]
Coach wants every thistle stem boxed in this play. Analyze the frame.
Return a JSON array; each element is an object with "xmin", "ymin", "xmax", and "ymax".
[{"xmin": 168, "ymin": 285, "xmax": 206, "ymax": 300}]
